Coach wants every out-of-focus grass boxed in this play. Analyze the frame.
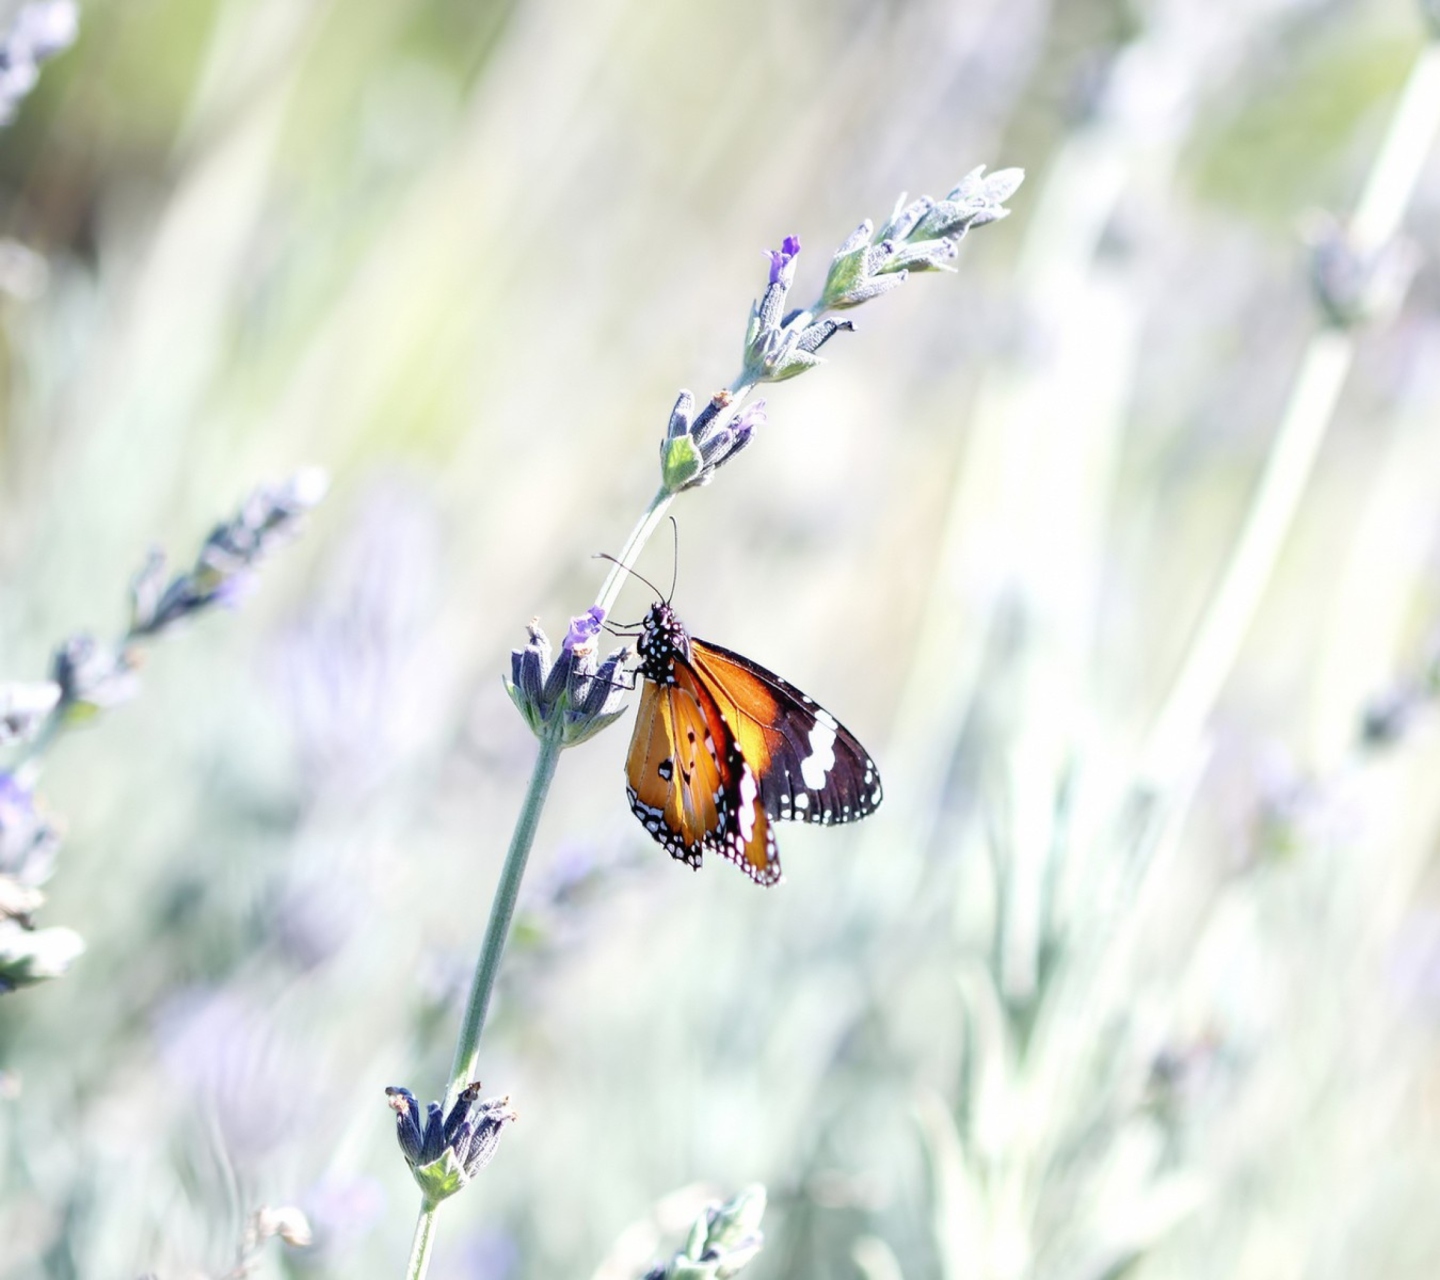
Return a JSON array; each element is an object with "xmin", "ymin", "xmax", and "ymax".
[{"xmin": 2, "ymin": 0, "xmax": 1440, "ymax": 1277}]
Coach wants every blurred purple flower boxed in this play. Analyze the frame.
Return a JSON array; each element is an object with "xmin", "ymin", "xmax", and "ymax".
[
  {"xmin": 302, "ymin": 1175, "xmax": 387, "ymax": 1255},
  {"xmin": 212, "ymin": 570, "xmax": 259, "ymax": 611},
  {"xmin": 274, "ymin": 481, "xmax": 444, "ymax": 796},
  {"xmin": 154, "ymin": 987, "xmax": 315, "ymax": 1163},
  {"xmin": 129, "ymin": 469, "xmax": 327, "ymax": 638},
  {"xmin": 766, "ymin": 234, "xmax": 801, "ymax": 285},
  {"xmin": 563, "ymin": 606, "xmax": 606, "ymax": 653},
  {"xmin": 430, "ymin": 1227, "xmax": 519, "ymax": 1280},
  {"xmin": 0, "ymin": 772, "xmax": 59, "ymax": 887},
  {"xmin": 272, "ymin": 875, "xmax": 364, "ymax": 969},
  {"xmin": 730, "ymin": 398, "xmax": 767, "ymax": 448}
]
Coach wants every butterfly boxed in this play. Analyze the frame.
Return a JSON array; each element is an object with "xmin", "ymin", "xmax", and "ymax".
[{"xmin": 624, "ymin": 600, "xmax": 883, "ymax": 886}]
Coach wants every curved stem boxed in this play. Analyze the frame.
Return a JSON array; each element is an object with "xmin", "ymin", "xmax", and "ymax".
[
  {"xmin": 444, "ymin": 730, "xmax": 564, "ymax": 1110},
  {"xmin": 405, "ymin": 1204, "xmax": 438, "ymax": 1280}
]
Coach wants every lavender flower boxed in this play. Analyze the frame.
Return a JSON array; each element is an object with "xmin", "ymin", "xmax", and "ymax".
[
  {"xmin": 506, "ymin": 614, "xmax": 628, "ymax": 746},
  {"xmin": 385, "ymin": 1083, "xmax": 517, "ymax": 1204},
  {"xmin": 766, "ymin": 234, "xmax": 801, "ymax": 286},
  {"xmin": 564, "ymin": 605, "xmax": 607, "ymax": 651},
  {"xmin": 0, "ymin": 1, "xmax": 77, "ymax": 126}
]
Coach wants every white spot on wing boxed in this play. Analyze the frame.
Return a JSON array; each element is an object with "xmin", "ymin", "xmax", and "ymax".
[
  {"xmin": 736, "ymin": 766, "xmax": 759, "ymax": 843},
  {"xmin": 800, "ymin": 712, "xmax": 838, "ymax": 791}
]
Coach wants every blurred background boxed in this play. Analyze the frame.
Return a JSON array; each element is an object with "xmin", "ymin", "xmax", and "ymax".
[{"xmin": 2, "ymin": 0, "xmax": 1440, "ymax": 1276}]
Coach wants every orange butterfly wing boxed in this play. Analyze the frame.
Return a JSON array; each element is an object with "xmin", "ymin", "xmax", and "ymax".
[
  {"xmin": 624, "ymin": 677, "xmax": 727, "ymax": 869},
  {"xmin": 673, "ymin": 658, "xmax": 780, "ymax": 886},
  {"xmin": 688, "ymin": 640, "xmax": 883, "ymax": 827}
]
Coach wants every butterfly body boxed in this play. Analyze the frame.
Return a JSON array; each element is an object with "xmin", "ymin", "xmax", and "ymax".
[{"xmin": 625, "ymin": 601, "xmax": 882, "ymax": 885}]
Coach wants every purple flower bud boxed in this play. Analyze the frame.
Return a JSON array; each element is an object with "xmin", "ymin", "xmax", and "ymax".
[
  {"xmin": 766, "ymin": 234, "xmax": 801, "ymax": 285},
  {"xmin": 385, "ymin": 1087, "xmax": 426, "ymax": 1163},
  {"xmin": 562, "ymin": 606, "xmax": 606, "ymax": 652},
  {"xmin": 730, "ymin": 398, "xmax": 767, "ymax": 447}
]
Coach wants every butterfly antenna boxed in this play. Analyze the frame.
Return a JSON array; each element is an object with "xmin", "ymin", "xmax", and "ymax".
[
  {"xmin": 666, "ymin": 516, "xmax": 679, "ymax": 604},
  {"xmin": 593, "ymin": 552, "xmax": 667, "ymax": 603}
]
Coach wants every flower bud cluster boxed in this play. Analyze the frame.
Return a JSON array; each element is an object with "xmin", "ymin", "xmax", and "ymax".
[
  {"xmin": 735, "ymin": 166, "xmax": 1022, "ymax": 394},
  {"xmin": 660, "ymin": 391, "xmax": 768, "ymax": 494},
  {"xmin": 505, "ymin": 610, "xmax": 629, "ymax": 747},
  {"xmin": 642, "ymin": 1185, "xmax": 767, "ymax": 1280},
  {"xmin": 740, "ymin": 235, "xmax": 855, "ymax": 384},
  {"xmin": 821, "ymin": 166, "xmax": 1024, "ymax": 310},
  {"xmin": 386, "ymin": 1082, "xmax": 517, "ymax": 1204}
]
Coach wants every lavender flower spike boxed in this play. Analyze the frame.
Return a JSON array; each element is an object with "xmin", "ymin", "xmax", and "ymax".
[{"xmin": 128, "ymin": 468, "xmax": 329, "ymax": 638}]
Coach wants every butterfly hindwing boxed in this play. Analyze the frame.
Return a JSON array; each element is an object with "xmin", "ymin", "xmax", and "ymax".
[
  {"xmin": 688, "ymin": 639, "xmax": 883, "ymax": 827},
  {"xmin": 672, "ymin": 658, "xmax": 781, "ymax": 886}
]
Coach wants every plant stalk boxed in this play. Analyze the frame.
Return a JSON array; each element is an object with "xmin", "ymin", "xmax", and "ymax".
[
  {"xmin": 595, "ymin": 487, "xmax": 674, "ymax": 617},
  {"xmin": 405, "ymin": 1203, "xmax": 438, "ymax": 1280},
  {"xmin": 444, "ymin": 729, "xmax": 564, "ymax": 1109}
]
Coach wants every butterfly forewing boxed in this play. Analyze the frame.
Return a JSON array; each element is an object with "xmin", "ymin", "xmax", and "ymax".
[{"xmin": 688, "ymin": 639, "xmax": 883, "ymax": 827}]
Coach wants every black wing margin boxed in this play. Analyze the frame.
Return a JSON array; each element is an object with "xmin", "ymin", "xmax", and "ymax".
[{"xmin": 688, "ymin": 639, "xmax": 883, "ymax": 828}]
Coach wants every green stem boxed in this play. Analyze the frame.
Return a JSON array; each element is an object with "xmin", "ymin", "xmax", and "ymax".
[
  {"xmin": 405, "ymin": 1204, "xmax": 438, "ymax": 1280},
  {"xmin": 444, "ymin": 730, "xmax": 564, "ymax": 1109},
  {"xmin": 404, "ymin": 734, "xmax": 564, "ymax": 1280}
]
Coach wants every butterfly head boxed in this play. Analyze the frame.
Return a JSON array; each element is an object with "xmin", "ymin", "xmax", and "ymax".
[{"xmin": 636, "ymin": 601, "xmax": 690, "ymax": 686}]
